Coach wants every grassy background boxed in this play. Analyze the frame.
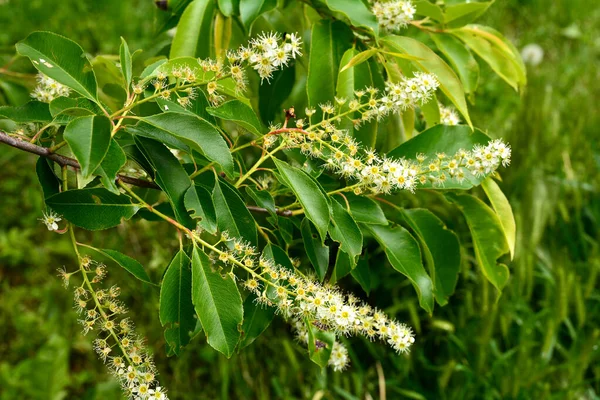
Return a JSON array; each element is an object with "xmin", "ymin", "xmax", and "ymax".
[{"xmin": 0, "ymin": 0, "xmax": 599, "ymax": 398}]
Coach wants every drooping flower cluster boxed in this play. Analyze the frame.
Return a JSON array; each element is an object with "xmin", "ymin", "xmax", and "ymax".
[
  {"xmin": 133, "ymin": 32, "xmax": 300, "ymax": 108},
  {"xmin": 68, "ymin": 256, "xmax": 167, "ymax": 400},
  {"xmin": 30, "ymin": 73, "xmax": 71, "ymax": 102},
  {"xmin": 439, "ymin": 103, "xmax": 461, "ymax": 126},
  {"xmin": 371, "ymin": 0, "xmax": 416, "ymax": 31},
  {"xmin": 200, "ymin": 233, "xmax": 416, "ymax": 371}
]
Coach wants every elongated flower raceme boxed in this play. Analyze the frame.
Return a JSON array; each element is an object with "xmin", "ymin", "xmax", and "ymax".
[
  {"xmin": 198, "ymin": 233, "xmax": 416, "ymax": 371},
  {"xmin": 64, "ymin": 255, "xmax": 168, "ymax": 400}
]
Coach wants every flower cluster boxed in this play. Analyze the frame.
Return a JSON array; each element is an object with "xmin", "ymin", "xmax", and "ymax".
[
  {"xmin": 371, "ymin": 0, "xmax": 416, "ymax": 31},
  {"xmin": 69, "ymin": 256, "xmax": 167, "ymax": 400},
  {"xmin": 201, "ymin": 233, "xmax": 416, "ymax": 371},
  {"xmin": 31, "ymin": 73, "xmax": 71, "ymax": 102},
  {"xmin": 134, "ymin": 32, "xmax": 300, "ymax": 108},
  {"xmin": 439, "ymin": 103, "xmax": 461, "ymax": 126}
]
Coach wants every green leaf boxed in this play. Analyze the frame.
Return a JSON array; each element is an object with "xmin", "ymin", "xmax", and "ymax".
[
  {"xmin": 184, "ymin": 184, "xmax": 218, "ymax": 234},
  {"xmin": 136, "ymin": 112, "xmax": 234, "ymax": 177},
  {"xmin": 387, "ymin": 124, "xmax": 491, "ymax": 189},
  {"xmin": 258, "ymin": 65, "xmax": 295, "ymax": 124},
  {"xmin": 63, "ymin": 115, "xmax": 111, "ymax": 179},
  {"xmin": 135, "ymin": 137, "xmax": 195, "ymax": 228},
  {"xmin": 95, "ymin": 139, "xmax": 127, "ymax": 193},
  {"xmin": 452, "ymin": 25, "xmax": 526, "ymax": 91},
  {"xmin": 366, "ymin": 224, "xmax": 434, "ymax": 313},
  {"xmin": 262, "ymin": 243, "xmax": 294, "ymax": 270},
  {"xmin": 430, "ymin": 33, "xmax": 479, "ymax": 94},
  {"xmin": 414, "ymin": 0, "xmax": 444, "ymax": 22},
  {"xmin": 81, "ymin": 245, "xmax": 153, "ymax": 285},
  {"xmin": 350, "ymin": 257, "xmax": 371, "ymax": 295},
  {"xmin": 217, "ymin": 0, "xmax": 237, "ymax": 17},
  {"xmin": 443, "ymin": 1, "xmax": 493, "ymax": 29},
  {"xmin": 329, "ymin": 200, "xmax": 363, "ymax": 260},
  {"xmin": 240, "ymin": 0, "xmax": 277, "ymax": 30},
  {"xmin": 301, "ymin": 218, "xmax": 330, "ymax": 281},
  {"xmin": 420, "ymin": 93, "xmax": 441, "ymax": 127},
  {"xmin": 345, "ymin": 194, "xmax": 387, "ymax": 225},
  {"xmin": 119, "ymin": 37, "xmax": 133, "ymax": 90},
  {"xmin": 36, "ymin": 158, "xmax": 60, "ymax": 199},
  {"xmin": 238, "ymin": 293, "xmax": 275, "ymax": 350},
  {"xmin": 245, "ymin": 186, "xmax": 276, "ymax": 218},
  {"xmin": 16, "ymin": 31, "xmax": 98, "ymax": 101},
  {"xmin": 0, "ymin": 101, "xmax": 52, "ymax": 123},
  {"xmin": 46, "ymin": 188, "xmax": 138, "ymax": 230},
  {"xmin": 324, "ymin": 0, "xmax": 379, "ymax": 38},
  {"xmin": 306, "ymin": 318, "xmax": 335, "ymax": 368},
  {"xmin": 207, "ymin": 100, "xmax": 263, "ymax": 136},
  {"xmin": 307, "ymin": 20, "xmax": 353, "ymax": 120},
  {"xmin": 213, "ymin": 178, "xmax": 258, "ymax": 247},
  {"xmin": 401, "ymin": 209, "xmax": 460, "ymax": 306},
  {"xmin": 481, "ymin": 177, "xmax": 516, "ymax": 260},
  {"xmin": 446, "ymin": 192, "xmax": 510, "ymax": 293},
  {"xmin": 191, "ymin": 245, "xmax": 243, "ymax": 358},
  {"xmin": 160, "ymin": 250, "xmax": 196, "ymax": 355},
  {"xmin": 381, "ymin": 35, "xmax": 472, "ymax": 128},
  {"xmin": 274, "ymin": 159, "xmax": 330, "ymax": 242},
  {"xmin": 339, "ymin": 48, "xmax": 378, "ymax": 73},
  {"xmin": 170, "ymin": 0, "xmax": 215, "ymax": 58},
  {"xmin": 331, "ymin": 250, "xmax": 354, "ymax": 283},
  {"xmin": 49, "ymin": 97, "xmax": 101, "ymax": 125}
]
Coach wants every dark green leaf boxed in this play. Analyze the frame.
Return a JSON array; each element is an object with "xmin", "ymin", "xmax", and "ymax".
[
  {"xmin": 95, "ymin": 139, "xmax": 127, "ymax": 193},
  {"xmin": 350, "ymin": 257, "xmax": 371, "ymax": 295},
  {"xmin": 245, "ymin": 186, "xmax": 276, "ymax": 218},
  {"xmin": 331, "ymin": 250, "xmax": 354, "ymax": 283},
  {"xmin": 36, "ymin": 158, "xmax": 60, "ymax": 199},
  {"xmin": 64, "ymin": 115, "xmax": 111, "ymax": 178},
  {"xmin": 191, "ymin": 246, "xmax": 243, "ymax": 358},
  {"xmin": 402, "ymin": 209, "xmax": 460, "ymax": 306},
  {"xmin": 446, "ymin": 192, "xmax": 510, "ymax": 293},
  {"xmin": 0, "ymin": 101, "xmax": 52, "ymax": 123},
  {"xmin": 345, "ymin": 194, "xmax": 387, "ymax": 225},
  {"xmin": 170, "ymin": 0, "xmax": 215, "ymax": 58},
  {"xmin": 213, "ymin": 178, "xmax": 258, "ymax": 247},
  {"xmin": 274, "ymin": 159, "xmax": 330, "ymax": 242},
  {"xmin": 262, "ymin": 243, "xmax": 294, "ymax": 270},
  {"xmin": 207, "ymin": 100, "xmax": 263, "ymax": 136},
  {"xmin": 46, "ymin": 188, "xmax": 138, "ymax": 231},
  {"xmin": 329, "ymin": 200, "xmax": 363, "ymax": 260},
  {"xmin": 301, "ymin": 218, "xmax": 330, "ymax": 281},
  {"xmin": 238, "ymin": 293, "xmax": 275, "ymax": 349},
  {"xmin": 324, "ymin": 0, "xmax": 379, "ymax": 38},
  {"xmin": 184, "ymin": 184, "xmax": 218, "ymax": 234},
  {"xmin": 160, "ymin": 250, "xmax": 196, "ymax": 355},
  {"xmin": 240, "ymin": 0, "xmax": 276, "ymax": 30},
  {"xmin": 82, "ymin": 245, "xmax": 153, "ymax": 285},
  {"xmin": 258, "ymin": 65, "xmax": 295, "ymax": 124},
  {"xmin": 366, "ymin": 224, "xmax": 434, "ymax": 313},
  {"xmin": 16, "ymin": 31, "xmax": 98, "ymax": 101}
]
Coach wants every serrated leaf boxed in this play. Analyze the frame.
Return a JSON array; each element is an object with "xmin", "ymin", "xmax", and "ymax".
[
  {"xmin": 238, "ymin": 293, "xmax": 275, "ymax": 350},
  {"xmin": 481, "ymin": 177, "xmax": 516, "ymax": 259},
  {"xmin": 446, "ymin": 192, "xmax": 510, "ymax": 293},
  {"xmin": 366, "ymin": 224, "xmax": 434, "ymax": 313},
  {"xmin": 160, "ymin": 250, "xmax": 196, "ymax": 355},
  {"xmin": 213, "ymin": 178, "xmax": 258, "ymax": 247},
  {"xmin": 329, "ymin": 200, "xmax": 363, "ymax": 260},
  {"xmin": 81, "ymin": 245, "xmax": 153, "ymax": 284},
  {"xmin": 274, "ymin": 159, "xmax": 330, "ymax": 242},
  {"xmin": 46, "ymin": 188, "xmax": 138, "ymax": 231},
  {"xmin": 207, "ymin": 100, "xmax": 263, "ymax": 136},
  {"xmin": 63, "ymin": 115, "xmax": 111, "ymax": 179},
  {"xmin": 402, "ymin": 209, "xmax": 460, "ymax": 306},
  {"xmin": 0, "ymin": 101, "xmax": 52, "ymax": 123},
  {"xmin": 136, "ymin": 112, "xmax": 234, "ymax": 177},
  {"xmin": 184, "ymin": 184, "xmax": 217, "ymax": 234},
  {"xmin": 191, "ymin": 245, "xmax": 243, "ymax": 358},
  {"xmin": 324, "ymin": 0, "xmax": 379, "ymax": 38},
  {"xmin": 301, "ymin": 218, "xmax": 330, "ymax": 281},
  {"xmin": 381, "ymin": 35, "xmax": 472, "ymax": 128},
  {"xmin": 16, "ymin": 31, "xmax": 98, "ymax": 101},
  {"xmin": 170, "ymin": 0, "xmax": 215, "ymax": 59}
]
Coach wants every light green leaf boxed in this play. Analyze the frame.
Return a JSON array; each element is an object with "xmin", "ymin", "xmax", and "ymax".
[
  {"xmin": 340, "ymin": 48, "xmax": 379, "ymax": 73},
  {"xmin": 45, "ymin": 188, "xmax": 139, "ymax": 231},
  {"xmin": 329, "ymin": 200, "xmax": 363, "ymax": 260},
  {"xmin": 414, "ymin": 0, "xmax": 444, "ymax": 22},
  {"xmin": 49, "ymin": 97, "xmax": 101, "ymax": 125},
  {"xmin": 481, "ymin": 177, "xmax": 516, "ymax": 259},
  {"xmin": 324, "ymin": 0, "xmax": 379, "ymax": 38},
  {"xmin": 301, "ymin": 218, "xmax": 330, "ymax": 281},
  {"xmin": 160, "ymin": 250, "xmax": 196, "ymax": 355},
  {"xmin": 306, "ymin": 317, "xmax": 335, "ymax": 368},
  {"xmin": 366, "ymin": 224, "xmax": 434, "ymax": 313},
  {"xmin": 0, "ymin": 101, "xmax": 52, "ymax": 123},
  {"xmin": 213, "ymin": 178, "xmax": 258, "ymax": 247},
  {"xmin": 274, "ymin": 158, "xmax": 331, "ymax": 242},
  {"xmin": 350, "ymin": 257, "xmax": 371, "ymax": 295},
  {"xmin": 184, "ymin": 184, "xmax": 218, "ymax": 234},
  {"xmin": 137, "ymin": 112, "xmax": 234, "ymax": 177},
  {"xmin": 240, "ymin": 0, "xmax": 276, "ymax": 30},
  {"xmin": 63, "ymin": 115, "xmax": 111, "ymax": 178},
  {"xmin": 238, "ymin": 293, "xmax": 275, "ymax": 349},
  {"xmin": 345, "ymin": 194, "xmax": 388, "ymax": 225},
  {"xmin": 170, "ymin": 0, "xmax": 216, "ymax": 59},
  {"xmin": 217, "ymin": 0, "xmax": 237, "ymax": 17},
  {"xmin": 430, "ymin": 33, "xmax": 479, "ymax": 94},
  {"xmin": 443, "ymin": 1, "xmax": 493, "ymax": 28},
  {"xmin": 80, "ymin": 245, "xmax": 153, "ymax": 285},
  {"xmin": 207, "ymin": 100, "xmax": 263, "ymax": 136},
  {"xmin": 446, "ymin": 192, "xmax": 510, "ymax": 293},
  {"xmin": 388, "ymin": 124, "xmax": 491, "ymax": 189},
  {"xmin": 381, "ymin": 35, "xmax": 472, "ymax": 128},
  {"xmin": 402, "ymin": 209, "xmax": 460, "ymax": 306},
  {"xmin": 191, "ymin": 245, "xmax": 243, "ymax": 358},
  {"xmin": 119, "ymin": 37, "xmax": 133, "ymax": 90},
  {"xmin": 16, "ymin": 31, "xmax": 98, "ymax": 101}
]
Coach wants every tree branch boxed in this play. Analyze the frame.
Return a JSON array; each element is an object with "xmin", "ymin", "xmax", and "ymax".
[{"xmin": 0, "ymin": 130, "xmax": 291, "ymax": 217}]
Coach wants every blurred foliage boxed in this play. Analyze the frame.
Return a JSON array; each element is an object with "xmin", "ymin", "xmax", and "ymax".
[{"xmin": 0, "ymin": 0, "xmax": 599, "ymax": 398}]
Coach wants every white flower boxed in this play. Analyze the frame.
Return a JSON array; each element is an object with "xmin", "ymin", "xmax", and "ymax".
[
  {"xmin": 521, "ymin": 43, "xmax": 544, "ymax": 66},
  {"xmin": 40, "ymin": 210, "xmax": 62, "ymax": 231}
]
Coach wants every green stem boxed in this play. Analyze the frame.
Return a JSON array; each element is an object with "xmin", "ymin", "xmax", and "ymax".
[{"xmin": 235, "ymin": 143, "xmax": 285, "ymax": 187}]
